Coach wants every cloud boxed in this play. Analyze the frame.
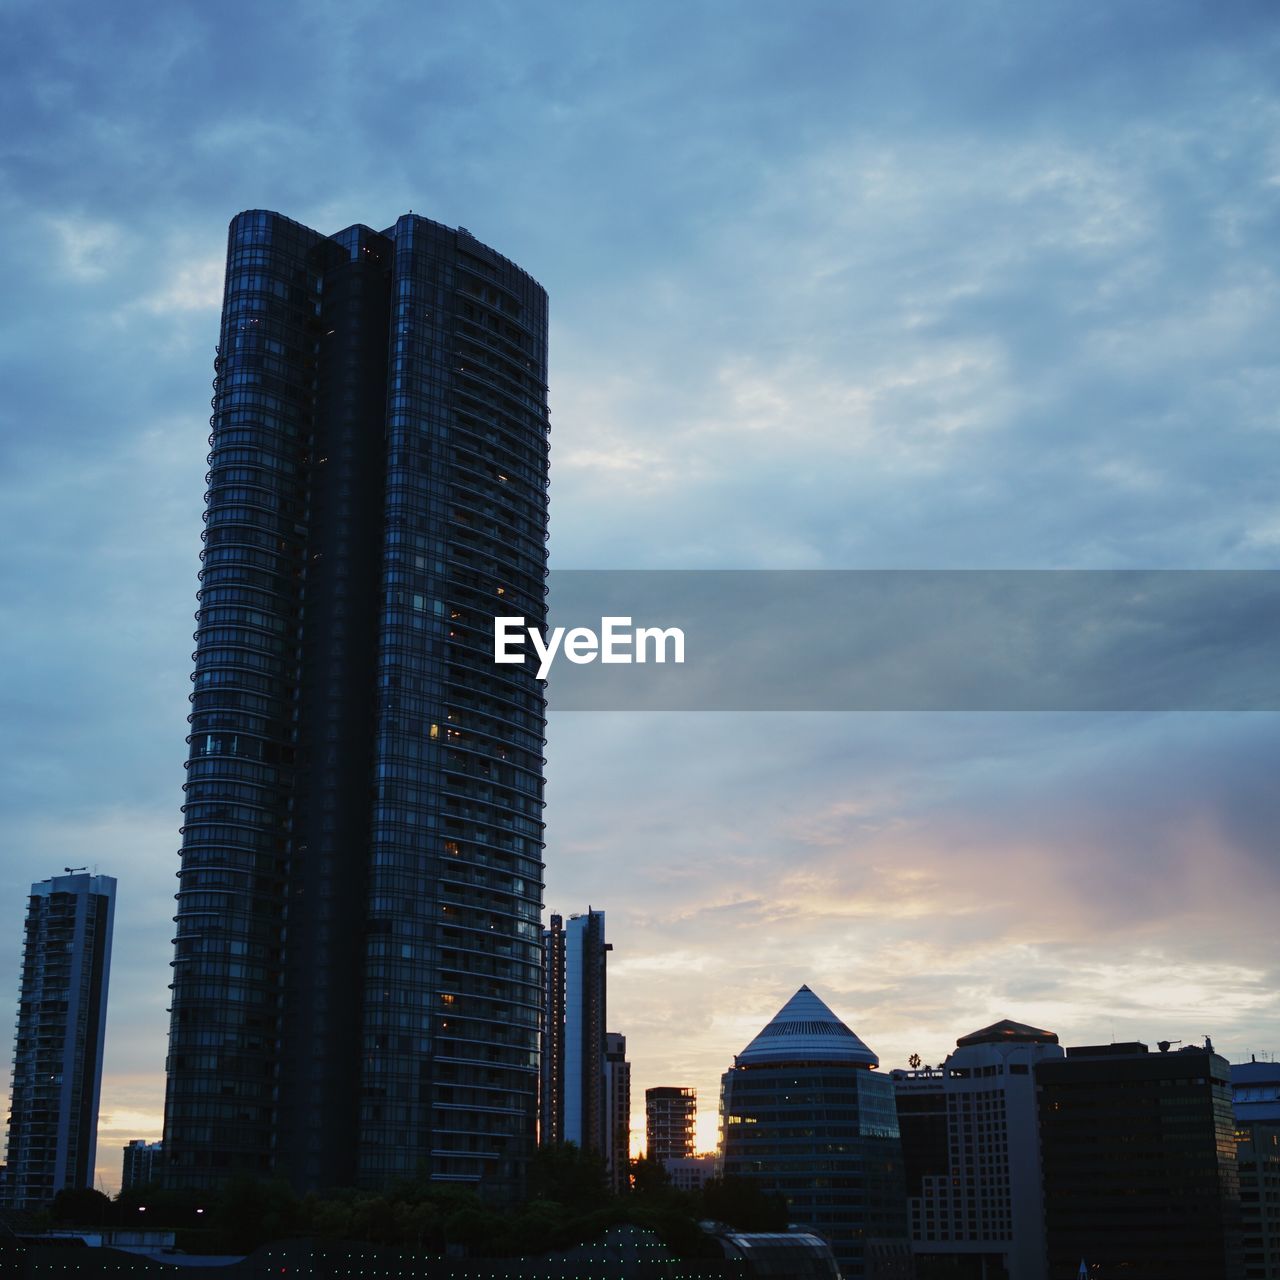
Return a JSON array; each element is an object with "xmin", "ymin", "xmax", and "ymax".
[
  {"xmin": 139, "ymin": 256, "xmax": 224, "ymax": 315},
  {"xmin": 47, "ymin": 215, "xmax": 124, "ymax": 280},
  {"xmin": 547, "ymin": 710, "xmax": 1280, "ymax": 1148}
]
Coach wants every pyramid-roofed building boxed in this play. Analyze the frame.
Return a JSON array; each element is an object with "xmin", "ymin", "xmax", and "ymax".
[
  {"xmin": 736, "ymin": 985, "xmax": 879, "ymax": 1067},
  {"xmin": 720, "ymin": 986, "xmax": 910, "ymax": 1277}
]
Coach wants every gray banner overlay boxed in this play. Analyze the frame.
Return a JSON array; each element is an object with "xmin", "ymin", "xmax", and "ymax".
[{"xmin": 526, "ymin": 571, "xmax": 1280, "ymax": 710}]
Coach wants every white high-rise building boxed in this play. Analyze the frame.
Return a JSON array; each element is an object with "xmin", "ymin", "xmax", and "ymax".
[{"xmin": 892, "ymin": 1019, "xmax": 1064, "ymax": 1280}]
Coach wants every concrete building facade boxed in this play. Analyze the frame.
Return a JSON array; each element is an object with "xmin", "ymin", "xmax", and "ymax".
[{"xmin": 4, "ymin": 872, "xmax": 116, "ymax": 1209}]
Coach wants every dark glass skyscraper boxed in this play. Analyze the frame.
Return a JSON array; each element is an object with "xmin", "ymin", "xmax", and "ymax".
[
  {"xmin": 163, "ymin": 210, "xmax": 549, "ymax": 1198},
  {"xmin": 1037, "ymin": 1041, "xmax": 1243, "ymax": 1279}
]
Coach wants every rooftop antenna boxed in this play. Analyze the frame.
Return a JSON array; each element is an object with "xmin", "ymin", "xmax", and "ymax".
[{"xmin": 64, "ymin": 866, "xmax": 86, "ymax": 875}]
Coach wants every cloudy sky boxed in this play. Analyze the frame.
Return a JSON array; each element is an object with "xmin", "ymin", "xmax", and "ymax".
[{"xmin": 1, "ymin": 0, "xmax": 1278, "ymax": 1187}]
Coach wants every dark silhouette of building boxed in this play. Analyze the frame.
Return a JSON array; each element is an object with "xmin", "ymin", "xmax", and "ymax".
[
  {"xmin": 162, "ymin": 210, "xmax": 549, "ymax": 1199},
  {"xmin": 540, "ymin": 915, "xmax": 567, "ymax": 1146},
  {"xmin": 539, "ymin": 910, "xmax": 609, "ymax": 1159},
  {"xmin": 645, "ymin": 1086, "xmax": 696, "ymax": 1164},
  {"xmin": 719, "ymin": 986, "xmax": 912, "ymax": 1279},
  {"xmin": 1036, "ymin": 1040, "xmax": 1243, "ymax": 1280},
  {"xmin": 120, "ymin": 1140, "xmax": 162, "ymax": 1192},
  {"xmin": 3, "ymin": 872, "xmax": 116, "ymax": 1209},
  {"xmin": 604, "ymin": 1032, "xmax": 630, "ymax": 1192},
  {"xmin": 1232, "ymin": 1056, "xmax": 1280, "ymax": 1279},
  {"xmin": 891, "ymin": 1067, "xmax": 947, "ymax": 1203}
]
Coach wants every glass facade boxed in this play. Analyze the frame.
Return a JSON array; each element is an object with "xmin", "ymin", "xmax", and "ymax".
[
  {"xmin": 540, "ymin": 910, "xmax": 609, "ymax": 1160},
  {"xmin": 1036, "ymin": 1044, "xmax": 1244, "ymax": 1280},
  {"xmin": 720, "ymin": 1064, "xmax": 910, "ymax": 1275},
  {"xmin": 163, "ymin": 210, "xmax": 549, "ymax": 1199},
  {"xmin": 719, "ymin": 988, "xmax": 912, "ymax": 1279},
  {"xmin": 1232, "ymin": 1060, "xmax": 1280, "ymax": 1280},
  {"xmin": 715, "ymin": 1230, "xmax": 843, "ymax": 1279}
]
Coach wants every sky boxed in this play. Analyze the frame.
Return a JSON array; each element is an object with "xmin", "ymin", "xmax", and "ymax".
[{"xmin": 0, "ymin": 0, "xmax": 1277, "ymax": 1190}]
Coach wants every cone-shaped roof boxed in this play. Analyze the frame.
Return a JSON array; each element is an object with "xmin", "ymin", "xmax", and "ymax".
[{"xmin": 736, "ymin": 985, "xmax": 878, "ymax": 1067}]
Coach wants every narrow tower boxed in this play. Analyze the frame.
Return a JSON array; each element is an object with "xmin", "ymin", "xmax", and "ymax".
[
  {"xmin": 540, "ymin": 909, "xmax": 610, "ymax": 1159},
  {"xmin": 4, "ymin": 872, "xmax": 116, "ymax": 1209}
]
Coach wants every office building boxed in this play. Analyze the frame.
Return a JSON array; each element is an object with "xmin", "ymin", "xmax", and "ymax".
[
  {"xmin": 891, "ymin": 1018, "xmax": 1063, "ymax": 1280},
  {"xmin": 666, "ymin": 1153, "xmax": 718, "ymax": 1192},
  {"xmin": 163, "ymin": 210, "xmax": 550, "ymax": 1198},
  {"xmin": 646, "ymin": 1086, "xmax": 696, "ymax": 1165},
  {"xmin": 121, "ymin": 1139, "xmax": 163, "ymax": 1192},
  {"xmin": 1037, "ymin": 1040, "xmax": 1243, "ymax": 1280},
  {"xmin": 3, "ymin": 872, "xmax": 116, "ymax": 1209},
  {"xmin": 1232, "ymin": 1057, "xmax": 1280, "ymax": 1279},
  {"xmin": 540, "ymin": 909, "xmax": 610, "ymax": 1158},
  {"xmin": 719, "ymin": 986, "xmax": 912, "ymax": 1279},
  {"xmin": 605, "ymin": 1032, "xmax": 630, "ymax": 1192},
  {"xmin": 892, "ymin": 1066, "xmax": 947, "ymax": 1205}
]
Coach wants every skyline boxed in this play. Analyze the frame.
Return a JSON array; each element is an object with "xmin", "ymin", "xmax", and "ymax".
[{"xmin": 2, "ymin": 0, "xmax": 1279, "ymax": 1192}]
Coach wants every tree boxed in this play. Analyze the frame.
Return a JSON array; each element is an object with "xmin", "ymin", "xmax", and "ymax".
[
  {"xmin": 628, "ymin": 1154, "xmax": 671, "ymax": 1199},
  {"xmin": 210, "ymin": 1176, "xmax": 300, "ymax": 1252},
  {"xmin": 699, "ymin": 1175, "xmax": 789, "ymax": 1231},
  {"xmin": 50, "ymin": 1187, "xmax": 111, "ymax": 1226},
  {"xmin": 526, "ymin": 1142, "xmax": 612, "ymax": 1211}
]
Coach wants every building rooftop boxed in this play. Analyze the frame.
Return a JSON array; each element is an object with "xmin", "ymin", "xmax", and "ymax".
[
  {"xmin": 1233, "ymin": 1059, "xmax": 1280, "ymax": 1122},
  {"xmin": 956, "ymin": 1018, "xmax": 1059, "ymax": 1048},
  {"xmin": 736, "ymin": 986, "xmax": 878, "ymax": 1067}
]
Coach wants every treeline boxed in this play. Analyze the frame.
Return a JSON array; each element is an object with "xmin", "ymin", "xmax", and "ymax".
[{"xmin": 50, "ymin": 1147, "xmax": 787, "ymax": 1259}]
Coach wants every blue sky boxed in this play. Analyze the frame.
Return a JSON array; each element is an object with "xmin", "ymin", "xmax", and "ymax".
[{"xmin": 1, "ymin": 0, "xmax": 1277, "ymax": 1183}]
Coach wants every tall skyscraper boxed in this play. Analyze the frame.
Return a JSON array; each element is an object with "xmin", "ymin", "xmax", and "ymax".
[
  {"xmin": 564, "ymin": 911, "xmax": 608, "ymax": 1155},
  {"xmin": 891, "ymin": 1019, "xmax": 1064, "ymax": 1279},
  {"xmin": 4, "ymin": 872, "xmax": 116, "ymax": 1209},
  {"xmin": 163, "ymin": 210, "xmax": 549, "ymax": 1198},
  {"xmin": 540, "ymin": 913, "xmax": 566, "ymax": 1146},
  {"xmin": 540, "ymin": 909, "xmax": 609, "ymax": 1156},
  {"xmin": 719, "ymin": 986, "xmax": 912, "ymax": 1279},
  {"xmin": 604, "ymin": 1032, "xmax": 630, "ymax": 1192},
  {"xmin": 645, "ymin": 1086, "xmax": 696, "ymax": 1164},
  {"xmin": 1037, "ymin": 1040, "xmax": 1243, "ymax": 1280}
]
